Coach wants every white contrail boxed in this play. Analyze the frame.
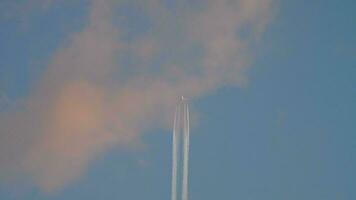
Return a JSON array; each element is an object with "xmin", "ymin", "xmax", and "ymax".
[
  {"xmin": 182, "ymin": 102, "xmax": 190, "ymax": 200},
  {"xmin": 171, "ymin": 106, "xmax": 179, "ymax": 200},
  {"xmin": 171, "ymin": 96, "xmax": 190, "ymax": 200}
]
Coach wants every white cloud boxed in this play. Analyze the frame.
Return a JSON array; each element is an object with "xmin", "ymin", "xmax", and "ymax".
[{"xmin": 0, "ymin": 0, "xmax": 275, "ymax": 193}]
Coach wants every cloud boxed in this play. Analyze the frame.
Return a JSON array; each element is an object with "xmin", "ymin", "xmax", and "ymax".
[{"xmin": 0, "ymin": 0, "xmax": 274, "ymax": 193}]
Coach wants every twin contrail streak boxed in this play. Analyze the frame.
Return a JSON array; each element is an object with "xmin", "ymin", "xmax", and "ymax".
[
  {"xmin": 171, "ymin": 96, "xmax": 190, "ymax": 200},
  {"xmin": 171, "ymin": 106, "xmax": 178, "ymax": 200}
]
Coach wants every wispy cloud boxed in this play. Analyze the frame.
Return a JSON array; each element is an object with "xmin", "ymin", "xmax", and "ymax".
[{"xmin": 0, "ymin": 0, "xmax": 274, "ymax": 193}]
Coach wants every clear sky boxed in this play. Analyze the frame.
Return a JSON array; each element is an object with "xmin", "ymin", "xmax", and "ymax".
[{"xmin": 0, "ymin": 0, "xmax": 355, "ymax": 199}]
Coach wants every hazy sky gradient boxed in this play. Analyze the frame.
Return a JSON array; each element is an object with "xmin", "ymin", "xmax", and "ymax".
[{"xmin": 0, "ymin": 0, "xmax": 355, "ymax": 199}]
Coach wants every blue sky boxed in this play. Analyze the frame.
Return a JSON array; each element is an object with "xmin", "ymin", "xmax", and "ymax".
[{"xmin": 0, "ymin": 0, "xmax": 355, "ymax": 199}]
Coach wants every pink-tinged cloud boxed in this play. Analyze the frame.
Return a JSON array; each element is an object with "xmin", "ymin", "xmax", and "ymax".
[{"xmin": 0, "ymin": 0, "xmax": 274, "ymax": 193}]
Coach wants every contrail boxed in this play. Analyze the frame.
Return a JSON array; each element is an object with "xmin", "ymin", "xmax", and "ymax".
[
  {"xmin": 171, "ymin": 96, "xmax": 190, "ymax": 200},
  {"xmin": 171, "ymin": 106, "xmax": 178, "ymax": 200},
  {"xmin": 182, "ymin": 101, "xmax": 190, "ymax": 200}
]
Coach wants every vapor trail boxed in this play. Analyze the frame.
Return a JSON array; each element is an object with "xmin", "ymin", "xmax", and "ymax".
[
  {"xmin": 182, "ymin": 102, "xmax": 190, "ymax": 200},
  {"xmin": 171, "ymin": 106, "xmax": 178, "ymax": 200},
  {"xmin": 171, "ymin": 97, "xmax": 190, "ymax": 200}
]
